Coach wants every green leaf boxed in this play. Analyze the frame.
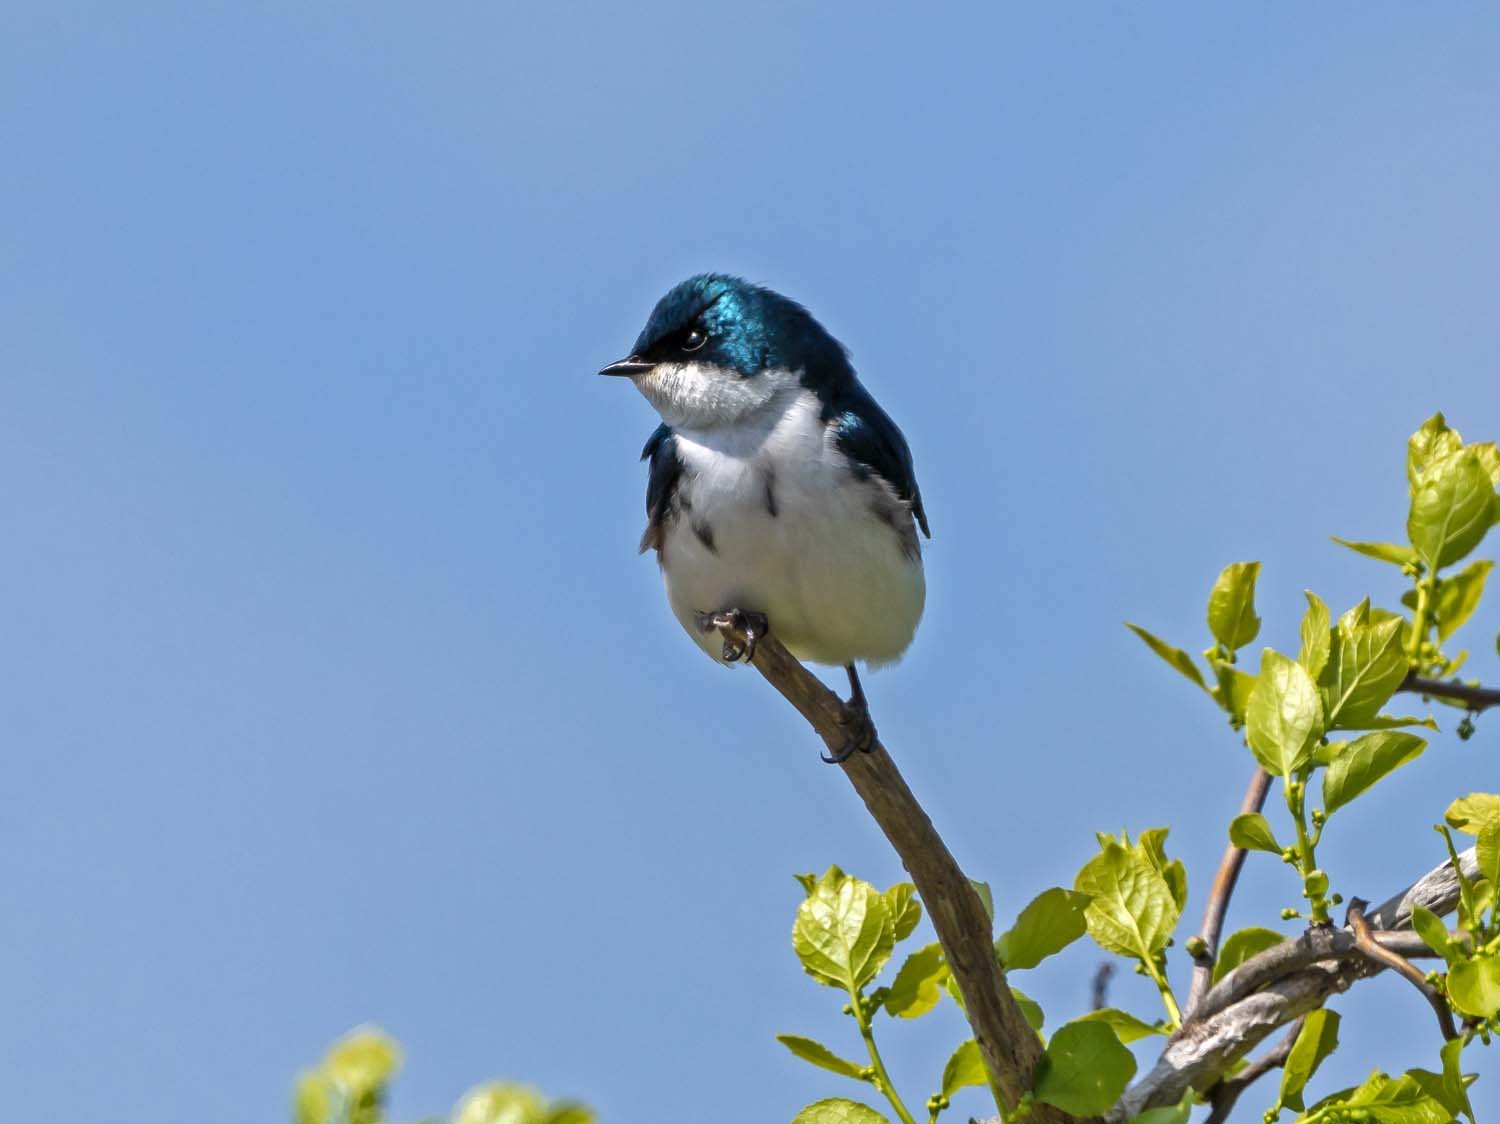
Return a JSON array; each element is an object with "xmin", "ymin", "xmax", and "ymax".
[
  {"xmin": 1321, "ymin": 731, "xmax": 1426, "ymax": 816},
  {"xmin": 1247, "ymin": 649, "xmax": 1325, "ymax": 776},
  {"xmin": 1408, "ymin": 447, "xmax": 1495, "ymax": 570},
  {"xmin": 1478, "ymin": 824, "xmax": 1500, "ymax": 890},
  {"xmin": 1447, "ymin": 954, "xmax": 1500, "ymax": 1020},
  {"xmin": 541, "ymin": 1107, "xmax": 595, "ymax": 1124},
  {"xmin": 790, "ymin": 1098, "xmax": 891, "ymax": 1124},
  {"xmin": 793, "ymin": 869, "xmax": 895, "ymax": 991},
  {"xmin": 883, "ymin": 883, "xmax": 921, "ymax": 943},
  {"xmin": 1474, "ymin": 440, "xmax": 1500, "ymax": 487},
  {"xmin": 1138, "ymin": 827, "xmax": 1189, "ymax": 913},
  {"xmin": 794, "ymin": 872, "xmax": 820, "ymax": 895},
  {"xmin": 1125, "ymin": 624, "xmax": 1208, "ymax": 691},
  {"xmin": 1334, "ymin": 713, "xmax": 1438, "ymax": 732},
  {"xmin": 1212, "ymin": 927, "xmax": 1287, "ymax": 983},
  {"xmin": 969, "ymin": 880, "xmax": 995, "ymax": 923},
  {"xmin": 883, "ymin": 942, "xmax": 948, "ymax": 1019},
  {"xmin": 1207, "ymin": 561, "xmax": 1262, "ymax": 652},
  {"xmin": 1431, "ymin": 560, "xmax": 1493, "ymax": 642},
  {"xmin": 1074, "ymin": 832, "xmax": 1182, "ymax": 961},
  {"xmin": 1409, "ymin": 414, "xmax": 1464, "ymax": 482},
  {"xmin": 1278, "ymin": 1008, "xmax": 1340, "ymax": 1112},
  {"xmin": 1445, "ymin": 793, "xmax": 1500, "ymax": 834},
  {"xmin": 776, "ymin": 1035, "xmax": 868, "ymax": 1081},
  {"xmin": 1032, "ymin": 1020, "xmax": 1137, "ymax": 1117},
  {"xmin": 323, "ymin": 1026, "xmax": 402, "ymax": 1096},
  {"xmin": 1210, "ymin": 663, "xmax": 1257, "ymax": 723},
  {"xmin": 995, "ymin": 887, "xmax": 1091, "ymax": 971},
  {"xmin": 1228, "ymin": 812, "xmax": 1283, "ymax": 854},
  {"xmin": 293, "ymin": 1072, "xmax": 333, "ymax": 1124},
  {"xmin": 1299, "ymin": 591, "xmax": 1332, "ymax": 678},
  {"xmin": 1319, "ymin": 606, "xmax": 1408, "ymax": 730},
  {"xmin": 940, "ymin": 1040, "xmax": 988, "ymax": 1098},
  {"xmin": 1128, "ymin": 1094, "xmax": 1193, "ymax": 1124},
  {"xmin": 454, "ymin": 1083, "xmax": 550, "ymax": 1124},
  {"xmin": 1322, "ymin": 1070, "xmax": 1451, "ymax": 1124},
  {"xmin": 1011, "ymin": 985, "xmax": 1045, "ymax": 1032},
  {"xmin": 1331, "ymin": 537, "xmax": 1419, "ymax": 567},
  {"xmin": 1439, "ymin": 1036, "xmax": 1476, "ymax": 1124},
  {"xmin": 1410, "ymin": 905, "xmax": 1460, "ymax": 966},
  {"xmin": 1075, "ymin": 1007, "xmax": 1165, "ymax": 1044}
]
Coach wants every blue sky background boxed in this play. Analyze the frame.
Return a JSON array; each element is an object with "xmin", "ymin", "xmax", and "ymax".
[{"xmin": 4, "ymin": 4, "xmax": 1500, "ymax": 1122}]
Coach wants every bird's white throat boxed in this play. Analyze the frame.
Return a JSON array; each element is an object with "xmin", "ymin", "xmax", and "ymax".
[{"xmin": 633, "ymin": 361, "xmax": 801, "ymax": 432}]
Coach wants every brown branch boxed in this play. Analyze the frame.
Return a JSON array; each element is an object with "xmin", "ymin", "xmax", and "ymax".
[
  {"xmin": 721, "ymin": 625, "xmax": 1080, "ymax": 1124},
  {"xmin": 1091, "ymin": 961, "xmax": 1115, "ymax": 1012},
  {"xmin": 1107, "ymin": 846, "xmax": 1478, "ymax": 1122},
  {"xmin": 1347, "ymin": 898, "xmax": 1458, "ymax": 1040},
  {"xmin": 1202, "ymin": 1017, "xmax": 1303, "ymax": 1124},
  {"xmin": 1398, "ymin": 673, "xmax": 1500, "ymax": 713},
  {"xmin": 1186, "ymin": 766, "xmax": 1273, "ymax": 1017}
]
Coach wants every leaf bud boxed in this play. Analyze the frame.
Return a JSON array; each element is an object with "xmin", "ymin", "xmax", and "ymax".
[
  {"xmin": 1184, "ymin": 936, "xmax": 1208, "ymax": 959},
  {"xmin": 1280, "ymin": 907, "xmax": 1300, "ymax": 920}
]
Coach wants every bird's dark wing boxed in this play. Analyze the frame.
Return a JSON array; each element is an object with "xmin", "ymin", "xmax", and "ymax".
[
  {"xmin": 827, "ymin": 387, "xmax": 930, "ymax": 538},
  {"xmin": 639, "ymin": 423, "xmax": 684, "ymax": 554}
]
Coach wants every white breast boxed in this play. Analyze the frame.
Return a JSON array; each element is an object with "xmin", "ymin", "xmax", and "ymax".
[{"xmin": 656, "ymin": 385, "xmax": 925, "ymax": 668}]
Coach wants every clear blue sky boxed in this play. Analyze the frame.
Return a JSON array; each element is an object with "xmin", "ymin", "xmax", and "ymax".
[{"xmin": 4, "ymin": 4, "xmax": 1500, "ymax": 1122}]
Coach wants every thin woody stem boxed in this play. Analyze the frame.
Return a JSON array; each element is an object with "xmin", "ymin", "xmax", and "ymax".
[{"xmin": 1185, "ymin": 767, "xmax": 1272, "ymax": 1017}]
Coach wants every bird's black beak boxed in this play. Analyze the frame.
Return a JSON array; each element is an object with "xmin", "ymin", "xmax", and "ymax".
[{"xmin": 599, "ymin": 356, "xmax": 654, "ymax": 377}]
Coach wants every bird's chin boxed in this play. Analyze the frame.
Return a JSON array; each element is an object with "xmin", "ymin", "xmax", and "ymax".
[{"xmin": 634, "ymin": 361, "xmax": 795, "ymax": 432}]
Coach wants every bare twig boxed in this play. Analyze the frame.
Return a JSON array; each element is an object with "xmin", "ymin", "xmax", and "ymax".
[
  {"xmin": 1091, "ymin": 962, "xmax": 1115, "ymax": 1012},
  {"xmin": 1346, "ymin": 898, "xmax": 1458, "ymax": 1040},
  {"xmin": 1398, "ymin": 673, "xmax": 1500, "ymax": 713},
  {"xmin": 1186, "ymin": 766, "xmax": 1273, "ymax": 1017},
  {"xmin": 719, "ymin": 624, "xmax": 1081, "ymax": 1124},
  {"xmin": 1203, "ymin": 1017, "xmax": 1304, "ymax": 1124}
]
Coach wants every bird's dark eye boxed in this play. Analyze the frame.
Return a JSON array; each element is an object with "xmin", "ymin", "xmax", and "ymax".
[{"xmin": 682, "ymin": 327, "xmax": 707, "ymax": 352}]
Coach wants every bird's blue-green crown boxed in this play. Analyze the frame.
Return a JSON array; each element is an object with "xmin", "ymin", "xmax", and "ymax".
[{"xmin": 632, "ymin": 274, "xmax": 855, "ymax": 388}]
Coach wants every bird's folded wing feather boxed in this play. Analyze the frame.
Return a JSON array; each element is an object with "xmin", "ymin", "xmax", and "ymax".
[
  {"xmin": 827, "ymin": 388, "xmax": 930, "ymax": 538},
  {"xmin": 639, "ymin": 423, "xmax": 683, "ymax": 553}
]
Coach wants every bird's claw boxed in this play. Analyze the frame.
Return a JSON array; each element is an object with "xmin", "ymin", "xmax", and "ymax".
[
  {"xmin": 695, "ymin": 608, "xmax": 770, "ymax": 663},
  {"xmin": 822, "ymin": 699, "xmax": 877, "ymax": 764}
]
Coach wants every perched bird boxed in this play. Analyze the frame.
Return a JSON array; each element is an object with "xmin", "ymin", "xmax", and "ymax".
[{"xmin": 601, "ymin": 274, "xmax": 929, "ymax": 761}]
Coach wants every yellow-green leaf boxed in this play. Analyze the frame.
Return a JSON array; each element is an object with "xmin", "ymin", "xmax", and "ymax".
[
  {"xmin": 1247, "ymin": 649, "xmax": 1324, "ymax": 776},
  {"xmin": 940, "ymin": 1040, "xmax": 988, "ymax": 1098},
  {"xmin": 1212, "ymin": 927, "xmax": 1286, "ymax": 984},
  {"xmin": 1075, "ymin": 1007, "xmax": 1165, "ymax": 1044},
  {"xmin": 1409, "ymin": 413, "xmax": 1463, "ymax": 485},
  {"xmin": 791, "ymin": 1099, "xmax": 891, "ymax": 1124},
  {"xmin": 1408, "ymin": 447, "xmax": 1495, "ymax": 570},
  {"xmin": 1330, "ymin": 538, "xmax": 1418, "ymax": 567},
  {"xmin": 1207, "ymin": 561, "xmax": 1262, "ymax": 652},
  {"xmin": 793, "ymin": 869, "xmax": 895, "ymax": 991},
  {"xmin": 883, "ymin": 942, "xmax": 948, "ymax": 1019},
  {"xmin": 1322, "ymin": 731, "xmax": 1426, "ymax": 815},
  {"xmin": 776, "ymin": 1035, "xmax": 868, "ymax": 1080},
  {"xmin": 1074, "ymin": 832, "xmax": 1180, "ymax": 960},
  {"xmin": 995, "ymin": 887, "xmax": 1091, "ymax": 971},
  {"xmin": 1299, "ymin": 591, "xmax": 1332, "ymax": 678},
  {"xmin": 1228, "ymin": 812, "xmax": 1282, "ymax": 854},
  {"xmin": 1033, "ymin": 1021, "xmax": 1137, "ymax": 1117},
  {"xmin": 882, "ymin": 883, "xmax": 921, "ymax": 943},
  {"xmin": 1126, "ymin": 624, "xmax": 1208, "ymax": 691},
  {"xmin": 1278, "ymin": 1009, "xmax": 1340, "ymax": 1113},
  {"xmin": 1319, "ymin": 606, "xmax": 1407, "ymax": 729}
]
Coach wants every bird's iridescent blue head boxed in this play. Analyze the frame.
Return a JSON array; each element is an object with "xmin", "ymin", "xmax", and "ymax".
[{"xmin": 601, "ymin": 274, "xmax": 855, "ymax": 431}]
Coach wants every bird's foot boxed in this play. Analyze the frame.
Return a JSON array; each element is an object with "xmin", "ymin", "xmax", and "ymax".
[
  {"xmin": 695, "ymin": 608, "xmax": 770, "ymax": 663},
  {"xmin": 823, "ymin": 697, "xmax": 877, "ymax": 765}
]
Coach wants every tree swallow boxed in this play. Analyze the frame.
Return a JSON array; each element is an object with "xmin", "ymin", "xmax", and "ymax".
[{"xmin": 601, "ymin": 274, "xmax": 929, "ymax": 761}]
